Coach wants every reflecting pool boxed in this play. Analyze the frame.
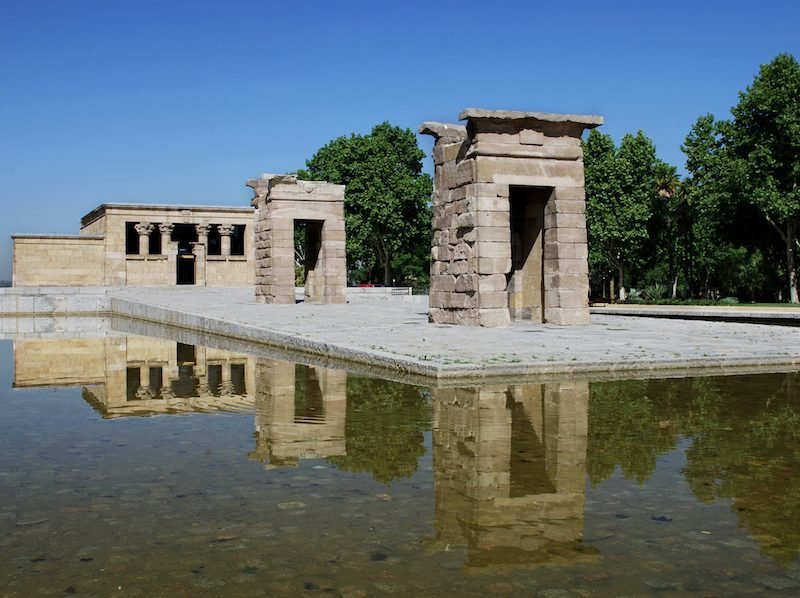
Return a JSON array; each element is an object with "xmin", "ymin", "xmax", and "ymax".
[{"xmin": 2, "ymin": 331, "xmax": 800, "ymax": 596}]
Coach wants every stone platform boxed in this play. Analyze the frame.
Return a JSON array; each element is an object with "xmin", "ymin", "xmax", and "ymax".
[
  {"xmin": 2, "ymin": 287, "xmax": 800, "ymax": 383},
  {"xmin": 96, "ymin": 287, "xmax": 800, "ymax": 383}
]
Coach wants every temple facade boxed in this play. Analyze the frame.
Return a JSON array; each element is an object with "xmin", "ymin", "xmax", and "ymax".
[{"xmin": 12, "ymin": 203, "xmax": 255, "ymax": 287}]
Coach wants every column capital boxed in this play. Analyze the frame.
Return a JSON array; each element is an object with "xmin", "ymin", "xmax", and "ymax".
[
  {"xmin": 159, "ymin": 223, "xmax": 174, "ymax": 235},
  {"xmin": 217, "ymin": 224, "xmax": 235, "ymax": 236},
  {"xmin": 195, "ymin": 224, "xmax": 211, "ymax": 237},
  {"xmin": 134, "ymin": 222, "xmax": 154, "ymax": 235}
]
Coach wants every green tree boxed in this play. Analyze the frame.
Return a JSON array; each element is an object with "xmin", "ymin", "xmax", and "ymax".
[
  {"xmin": 648, "ymin": 161, "xmax": 684, "ymax": 298},
  {"xmin": 299, "ymin": 122, "xmax": 433, "ymax": 286},
  {"xmin": 584, "ymin": 130, "xmax": 658, "ymax": 300},
  {"xmin": 725, "ymin": 53, "xmax": 800, "ymax": 302}
]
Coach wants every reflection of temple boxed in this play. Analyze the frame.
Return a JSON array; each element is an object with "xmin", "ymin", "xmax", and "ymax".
[
  {"xmin": 12, "ymin": 336, "xmax": 347, "ymax": 465},
  {"xmin": 249, "ymin": 359, "xmax": 346, "ymax": 468},
  {"xmin": 13, "ymin": 336, "xmax": 256, "ymax": 417},
  {"xmin": 433, "ymin": 381, "xmax": 598, "ymax": 567}
]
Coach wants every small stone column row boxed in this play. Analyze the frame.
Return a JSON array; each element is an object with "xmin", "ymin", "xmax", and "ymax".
[{"xmin": 132, "ymin": 222, "xmax": 236, "ymax": 256}]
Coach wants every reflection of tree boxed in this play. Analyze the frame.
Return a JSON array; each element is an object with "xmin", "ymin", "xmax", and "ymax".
[
  {"xmin": 586, "ymin": 379, "xmax": 678, "ymax": 485},
  {"xmin": 588, "ymin": 372, "xmax": 800, "ymax": 565},
  {"xmin": 326, "ymin": 377, "xmax": 431, "ymax": 484},
  {"xmin": 681, "ymin": 373, "xmax": 800, "ymax": 565}
]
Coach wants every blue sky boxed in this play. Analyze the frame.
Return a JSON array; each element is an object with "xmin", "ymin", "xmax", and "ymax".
[{"xmin": 2, "ymin": 0, "xmax": 799, "ymax": 280}]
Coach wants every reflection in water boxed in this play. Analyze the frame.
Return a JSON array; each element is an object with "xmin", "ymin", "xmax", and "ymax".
[
  {"xmin": 433, "ymin": 382, "xmax": 599, "ymax": 567},
  {"xmin": 326, "ymin": 376, "xmax": 430, "ymax": 484},
  {"xmin": 5, "ymin": 333, "xmax": 800, "ymax": 594},
  {"xmin": 14, "ymin": 336, "xmax": 255, "ymax": 416},
  {"xmin": 249, "ymin": 359, "xmax": 347, "ymax": 468},
  {"xmin": 589, "ymin": 373, "xmax": 800, "ymax": 565}
]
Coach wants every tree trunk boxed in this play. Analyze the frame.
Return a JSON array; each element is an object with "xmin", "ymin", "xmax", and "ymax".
[
  {"xmin": 375, "ymin": 236, "xmax": 392, "ymax": 286},
  {"xmin": 788, "ymin": 219, "xmax": 799, "ymax": 303},
  {"xmin": 671, "ymin": 273, "xmax": 678, "ymax": 299},
  {"xmin": 618, "ymin": 263, "xmax": 626, "ymax": 301},
  {"xmin": 384, "ymin": 250, "xmax": 392, "ymax": 287}
]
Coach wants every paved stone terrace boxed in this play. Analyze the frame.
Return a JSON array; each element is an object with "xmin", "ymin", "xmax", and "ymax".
[{"xmin": 107, "ymin": 287, "xmax": 800, "ymax": 382}]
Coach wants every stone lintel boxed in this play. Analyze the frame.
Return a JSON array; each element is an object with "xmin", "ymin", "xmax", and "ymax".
[
  {"xmin": 466, "ymin": 142, "xmax": 583, "ymax": 161},
  {"xmin": 247, "ymin": 173, "xmax": 345, "ymax": 207},
  {"xmin": 458, "ymin": 108, "xmax": 603, "ymax": 129}
]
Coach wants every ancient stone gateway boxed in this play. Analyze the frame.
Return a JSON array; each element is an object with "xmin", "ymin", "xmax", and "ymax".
[
  {"xmin": 421, "ymin": 109, "xmax": 603, "ymax": 326},
  {"xmin": 247, "ymin": 174, "xmax": 346, "ymax": 304}
]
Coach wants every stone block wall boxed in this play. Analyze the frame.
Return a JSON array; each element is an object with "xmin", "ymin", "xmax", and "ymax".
[
  {"xmin": 420, "ymin": 109, "xmax": 602, "ymax": 326},
  {"xmin": 248, "ymin": 174, "xmax": 346, "ymax": 304},
  {"xmin": 12, "ymin": 235, "xmax": 106, "ymax": 286}
]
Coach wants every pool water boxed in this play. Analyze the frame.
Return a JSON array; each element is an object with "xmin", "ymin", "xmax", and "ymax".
[{"xmin": 1, "ymin": 334, "xmax": 800, "ymax": 596}]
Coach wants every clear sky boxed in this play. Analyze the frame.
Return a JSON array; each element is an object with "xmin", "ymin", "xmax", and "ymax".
[{"xmin": 2, "ymin": 0, "xmax": 799, "ymax": 281}]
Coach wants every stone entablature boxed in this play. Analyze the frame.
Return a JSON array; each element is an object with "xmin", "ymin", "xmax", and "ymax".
[
  {"xmin": 248, "ymin": 174, "xmax": 346, "ymax": 304},
  {"xmin": 13, "ymin": 203, "xmax": 255, "ymax": 287},
  {"xmin": 420, "ymin": 109, "xmax": 602, "ymax": 326}
]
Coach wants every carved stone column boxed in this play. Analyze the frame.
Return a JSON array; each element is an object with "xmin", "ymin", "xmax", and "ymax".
[
  {"xmin": 135, "ymin": 365, "xmax": 153, "ymax": 400},
  {"xmin": 134, "ymin": 222, "xmax": 154, "ymax": 255},
  {"xmin": 192, "ymin": 242, "xmax": 206, "ymax": 286},
  {"xmin": 218, "ymin": 224, "xmax": 234, "ymax": 257},
  {"xmin": 220, "ymin": 362, "xmax": 233, "ymax": 395},
  {"xmin": 195, "ymin": 224, "xmax": 210, "ymax": 246},
  {"xmin": 158, "ymin": 223, "xmax": 174, "ymax": 255},
  {"xmin": 194, "ymin": 224, "xmax": 210, "ymax": 286}
]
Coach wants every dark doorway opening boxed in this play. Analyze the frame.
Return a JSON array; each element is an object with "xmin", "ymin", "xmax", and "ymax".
[
  {"xmin": 172, "ymin": 224, "xmax": 197, "ymax": 285},
  {"xmin": 294, "ymin": 220, "xmax": 324, "ymax": 302},
  {"xmin": 173, "ymin": 343, "xmax": 198, "ymax": 398},
  {"xmin": 507, "ymin": 388, "xmax": 556, "ymax": 497},
  {"xmin": 126, "ymin": 366, "xmax": 140, "ymax": 401},
  {"xmin": 207, "ymin": 226, "xmax": 221, "ymax": 256},
  {"xmin": 230, "ymin": 363, "xmax": 246, "ymax": 395},
  {"xmin": 125, "ymin": 222, "xmax": 139, "ymax": 255},
  {"xmin": 508, "ymin": 187, "xmax": 551, "ymax": 322},
  {"xmin": 294, "ymin": 364, "xmax": 324, "ymax": 424},
  {"xmin": 207, "ymin": 364, "xmax": 222, "ymax": 395},
  {"xmin": 148, "ymin": 225, "xmax": 161, "ymax": 255}
]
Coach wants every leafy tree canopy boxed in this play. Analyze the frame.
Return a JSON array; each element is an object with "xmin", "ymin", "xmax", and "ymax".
[
  {"xmin": 299, "ymin": 122, "xmax": 433, "ymax": 286},
  {"xmin": 725, "ymin": 53, "xmax": 800, "ymax": 301},
  {"xmin": 584, "ymin": 129, "xmax": 657, "ymax": 299}
]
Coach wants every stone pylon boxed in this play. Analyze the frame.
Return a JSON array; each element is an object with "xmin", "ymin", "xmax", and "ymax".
[{"xmin": 420, "ymin": 109, "xmax": 602, "ymax": 326}]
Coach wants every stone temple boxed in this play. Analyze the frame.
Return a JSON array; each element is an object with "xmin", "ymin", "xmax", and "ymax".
[{"xmin": 421, "ymin": 109, "xmax": 602, "ymax": 327}]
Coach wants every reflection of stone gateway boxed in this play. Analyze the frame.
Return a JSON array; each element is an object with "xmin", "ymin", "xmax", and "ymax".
[
  {"xmin": 420, "ymin": 109, "xmax": 603, "ymax": 326},
  {"xmin": 432, "ymin": 381, "xmax": 598, "ymax": 567},
  {"xmin": 250, "ymin": 359, "xmax": 346, "ymax": 468}
]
